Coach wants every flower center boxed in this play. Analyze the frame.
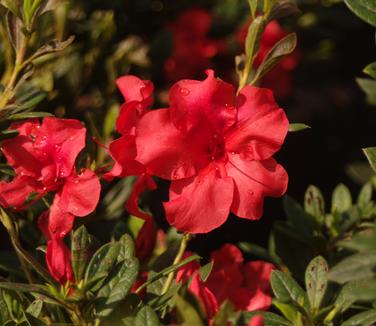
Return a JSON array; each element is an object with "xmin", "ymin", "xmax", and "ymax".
[{"xmin": 207, "ymin": 134, "xmax": 225, "ymax": 162}]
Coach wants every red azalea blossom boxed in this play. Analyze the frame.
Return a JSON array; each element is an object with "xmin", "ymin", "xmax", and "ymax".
[
  {"xmin": 238, "ymin": 20, "xmax": 300, "ymax": 98},
  {"xmin": 176, "ymin": 244, "xmax": 274, "ymax": 321},
  {"xmin": 164, "ymin": 9, "xmax": 225, "ymax": 82},
  {"xmin": 135, "ymin": 216, "xmax": 158, "ymax": 261},
  {"xmin": 132, "ymin": 70, "xmax": 288, "ymax": 233},
  {"xmin": 0, "ymin": 117, "xmax": 101, "ymax": 283}
]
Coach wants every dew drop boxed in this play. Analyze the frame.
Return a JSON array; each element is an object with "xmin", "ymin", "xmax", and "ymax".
[
  {"xmin": 172, "ymin": 172, "xmax": 179, "ymax": 180},
  {"xmin": 60, "ymin": 232, "xmax": 66, "ymax": 237},
  {"xmin": 42, "ymin": 186, "xmax": 47, "ymax": 192},
  {"xmin": 59, "ymin": 171, "xmax": 65, "ymax": 178},
  {"xmin": 249, "ymin": 190, "xmax": 254, "ymax": 196},
  {"xmin": 73, "ymin": 179, "xmax": 79, "ymax": 184},
  {"xmin": 225, "ymin": 103, "xmax": 235, "ymax": 110},
  {"xmin": 36, "ymin": 125, "xmax": 40, "ymax": 129},
  {"xmin": 42, "ymin": 135, "xmax": 47, "ymax": 140},
  {"xmin": 231, "ymin": 151, "xmax": 237, "ymax": 155},
  {"xmin": 69, "ymin": 136, "xmax": 74, "ymax": 141},
  {"xmin": 179, "ymin": 87, "xmax": 190, "ymax": 96}
]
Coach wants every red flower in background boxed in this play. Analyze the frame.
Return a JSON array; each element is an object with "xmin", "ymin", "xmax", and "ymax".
[
  {"xmin": 238, "ymin": 20, "xmax": 300, "ymax": 98},
  {"xmin": 0, "ymin": 117, "xmax": 100, "ymax": 284},
  {"xmin": 177, "ymin": 244, "xmax": 274, "ymax": 321},
  {"xmin": 133, "ymin": 70, "xmax": 288, "ymax": 233},
  {"xmin": 164, "ymin": 9, "xmax": 224, "ymax": 82}
]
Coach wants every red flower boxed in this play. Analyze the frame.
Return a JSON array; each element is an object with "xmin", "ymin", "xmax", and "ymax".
[
  {"xmin": 0, "ymin": 117, "xmax": 100, "ymax": 283},
  {"xmin": 105, "ymin": 76, "xmax": 154, "ymax": 180},
  {"xmin": 164, "ymin": 9, "xmax": 224, "ymax": 82},
  {"xmin": 133, "ymin": 70, "xmax": 288, "ymax": 233},
  {"xmin": 238, "ymin": 20, "xmax": 300, "ymax": 98},
  {"xmin": 176, "ymin": 244, "xmax": 273, "ymax": 320},
  {"xmin": 38, "ymin": 210, "xmax": 74, "ymax": 285},
  {"xmin": 135, "ymin": 216, "xmax": 158, "ymax": 261},
  {"xmin": 206, "ymin": 244, "xmax": 274, "ymax": 312}
]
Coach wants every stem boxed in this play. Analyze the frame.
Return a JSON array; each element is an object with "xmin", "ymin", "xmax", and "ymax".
[
  {"xmin": 0, "ymin": 34, "xmax": 30, "ymax": 108},
  {"xmin": 161, "ymin": 233, "xmax": 191, "ymax": 295}
]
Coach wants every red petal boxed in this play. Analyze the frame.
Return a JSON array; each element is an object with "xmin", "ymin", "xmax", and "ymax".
[
  {"xmin": 105, "ymin": 136, "xmax": 145, "ymax": 180},
  {"xmin": 46, "ymin": 238, "xmax": 74, "ymax": 285},
  {"xmin": 225, "ymin": 86, "xmax": 288, "ymax": 160},
  {"xmin": 116, "ymin": 102, "xmax": 147, "ymax": 135},
  {"xmin": 135, "ymin": 109, "xmax": 207, "ymax": 180},
  {"xmin": 163, "ymin": 165, "xmax": 234, "ymax": 233},
  {"xmin": 125, "ymin": 174, "xmax": 156, "ymax": 220},
  {"xmin": 189, "ymin": 273, "xmax": 219, "ymax": 319},
  {"xmin": 226, "ymin": 155, "xmax": 288, "ymax": 219},
  {"xmin": 37, "ymin": 211, "xmax": 51, "ymax": 240},
  {"xmin": 59, "ymin": 169, "xmax": 101, "ymax": 217},
  {"xmin": 248, "ymin": 315, "xmax": 264, "ymax": 326},
  {"xmin": 135, "ymin": 217, "xmax": 157, "ymax": 261},
  {"xmin": 2, "ymin": 135, "xmax": 44, "ymax": 178},
  {"xmin": 116, "ymin": 75, "xmax": 153, "ymax": 106},
  {"xmin": 34, "ymin": 117, "xmax": 86, "ymax": 178},
  {"xmin": 169, "ymin": 70, "xmax": 237, "ymax": 134},
  {"xmin": 49, "ymin": 196, "xmax": 75, "ymax": 237},
  {"xmin": 0, "ymin": 176, "xmax": 42, "ymax": 208},
  {"xmin": 211, "ymin": 243, "xmax": 244, "ymax": 267}
]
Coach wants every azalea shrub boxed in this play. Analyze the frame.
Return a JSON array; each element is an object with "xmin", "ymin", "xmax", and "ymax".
[{"xmin": 0, "ymin": 0, "xmax": 376, "ymax": 325}]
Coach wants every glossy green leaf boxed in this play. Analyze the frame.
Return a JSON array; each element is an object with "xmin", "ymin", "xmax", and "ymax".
[
  {"xmin": 85, "ymin": 242, "xmax": 121, "ymax": 287},
  {"xmin": 245, "ymin": 16, "xmax": 265, "ymax": 58},
  {"xmin": 271, "ymin": 270, "xmax": 310, "ymax": 312},
  {"xmin": 357, "ymin": 78, "xmax": 376, "ymax": 105},
  {"xmin": 243, "ymin": 311, "xmax": 292, "ymax": 326},
  {"xmin": 288, "ymin": 123, "xmax": 310, "ymax": 133},
  {"xmin": 364, "ymin": 62, "xmax": 376, "ymax": 79},
  {"xmin": 71, "ymin": 225, "xmax": 92, "ymax": 282},
  {"xmin": 332, "ymin": 183, "xmax": 352, "ymax": 213},
  {"xmin": 26, "ymin": 300, "xmax": 43, "ymax": 317},
  {"xmin": 304, "ymin": 185, "xmax": 325, "ymax": 223},
  {"xmin": 95, "ymin": 257, "xmax": 139, "ymax": 317},
  {"xmin": 199, "ymin": 260, "xmax": 214, "ymax": 283},
  {"xmin": 344, "ymin": 0, "xmax": 376, "ymax": 27},
  {"xmin": 7, "ymin": 112, "xmax": 53, "ymax": 121},
  {"xmin": 253, "ymin": 33, "xmax": 297, "ymax": 83},
  {"xmin": 175, "ymin": 294, "xmax": 205, "ymax": 326},
  {"xmin": 328, "ymin": 252, "xmax": 376, "ymax": 283},
  {"xmin": 305, "ymin": 256, "xmax": 328, "ymax": 311},
  {"xmin": 272, "ymin": 300, "xmax": 300, "ymax": 324},
  {"xmin": 118, "ymin": 233, "xmax": 135, "ymax": 262},
  {"xmin": 358, "ymin": 182, "xmax": 373, "ymax": 207},
  {"xmin": 342, "ymin": 309, "xmax": 376, "ymax": 326},
  {"xmin": 363, "ymin": 147, "xmax": 376, "ymax": 173},
  {"xmin": 0, "ymin": 130, "xmax": 19, "ymax": 141},
  {"xmin": 135, "ymin": 305, "xmax": 160, "ymax": 326}
]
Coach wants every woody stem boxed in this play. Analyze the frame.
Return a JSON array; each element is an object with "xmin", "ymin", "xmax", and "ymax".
[{"xmin": 161, "ymin": 232, "xmax": 191, "ymax": 295}]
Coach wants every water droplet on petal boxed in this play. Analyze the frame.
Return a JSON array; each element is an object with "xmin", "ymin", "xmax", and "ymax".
[
  {"xmin": 249, "ymin": 190, "xmax": 254, "ymax": 196},
  {"xmin": 36, "ymin": 125, "xmax": 40, "ymax": 129},
  {"xmin": 231, "ymin": 151, "xmax": 237, "ymax": 155},
  {"xmin": 59, "ymin": 171, "xmax": 65, "ymax": 178},
  {"xmin": 42, "ymin": 187, "xmax": 47, "ymax": 192},
  {"xmin": 172, "ymin": 172, "xmax": 179, "ymax": 180},
  {"xmin": 42, "ymin": 135, "xmax": 47, "ymax": 140},
  {"xmin": 69, "ymin": 136, "xmax": 74, "ymax": 141},
  {"xmin": 73, "ymin": 179, "xmax": 79, "ymax": 184},
  {"xmin": 60, "ymin": 231, "xmax": 66, "ymax": 237},
  {"xmin": 225, "ymin": 103, "xmax": 235, "ymax": 110},
  {"xmin": 179, "ymin": 87, "xmax": 190, "ymax": 96}
]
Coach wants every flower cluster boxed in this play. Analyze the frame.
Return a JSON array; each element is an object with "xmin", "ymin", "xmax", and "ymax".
[
  {"xmin": 0, "ymin": 118, "xmax": 100, "ymax": 284},
  {"xmin": 109, "ymin": 69, "xmax": 288, "ymax": 233},
  {"xmin": 177, "ymin": 244, "xmax": 274, "ymax": 322}
]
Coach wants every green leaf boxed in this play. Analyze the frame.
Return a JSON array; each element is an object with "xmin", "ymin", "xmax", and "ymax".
[
  {"xmin": 344, "ymin": 0, "xmax": 376, "ymax": 27},
  {"xmin": 0, "ymin": 130, "xmax": 19, "ymax": 141},
  {"xmin": 328, "ymin": 252, "xmax": 376, "ymax": 283},
  {"xmin": 364, "ymin": 62, "xmax": 376, "ymax": 79},
  {"xmin": 253, "ymin": 33, "xmax": 297, "ymax": 83},
  {"xmin": 135, "ymin": 305, "xmax": 160, "ymax": 326},
  {"xmin": 269, "ymin": 0, "xmax": 301, "ymax": 21},
  {"xmin": 118, "ymin": 234, "xmax": 135, "ymax": 262},
  {"xmin": 95, "ymin": 257, "xmax": 139, "ymax": 317},
  {"xmin": 304, "ymin": 185, "xmax": 325, "ymax": 224},
  {"xmin": 0, "ymin": 290, "xmax": 10, "ymax": 325},
  {"xmin": 342, "ymin": 309, "xmax": 376, "ymax": 326},
  {"xmin": 272, "ymin": 300, "xmax": 300, "ymax": 324},
  {"xmin": 7, "ymin": 112, "xmax": 53, "ymax": 121},
  {"xmin": 30, "ymin": 36, "xmax": 75, "ymax": 61},
  {"xmin": 288, "ymin": 123, "xmax": 310, "ymax": 133},
  {"xmin": 212, "ymin": 300, "xmax": 236, "ymax": 326},
  {"xmin": 363, "ymin": 147, "xmax": 376, "ymax": 173},
  {"xmin": 247, "ymin": 0, "xmax": 258, "ymax": 18},
  {"xmin": 0, "ymin": 0, "xmax": 20, "ymax": 17},
  {"xmin": 358, "ymin": 182, "xmax": 373, "ymax": 207},
  {"xmin": 333, "ymin": 280, "xmax": 367, "ymax": 314},
  {"xmin": 331, "ymin": 183, "xmax": 352, "ymax": 213},
  {"xmin": 71, "ymin": 225, "xmax": 92, "ymax": 282},
  {"xmin": 175, "ymin": 294, "xmax": 205, "ymax": 326},
  {"xmin": 271, "ymin": 270, "xmax": 310, "ymax": 312},
  {"xmin": 85, "ymin": 242, "xmax": 121, "ymax": 288},
  {"xmin": 305, "ymin": 256, "xmax": 328, "ymax": 311},
  {"xmin": 26, "ymin": 300, "xmax": 43, "ymax": 317},
  {"xmin": 243, "ymin": 311, "xmax": 292, "ymax": 326},
  {"xmin": 357, "ymin": 78, "xmax": 376, "ymax": 106},
  {"xmin": 245, "ymin": 16, "xmax": 265, "ymax": 58},
  {"xmin": 199, "ymin": 260, "xmax": 214, "ymax": 283}
]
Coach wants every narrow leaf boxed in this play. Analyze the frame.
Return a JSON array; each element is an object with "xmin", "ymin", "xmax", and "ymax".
[
  {"xmin": 363, "ymin": 147, "xmax": 376, "ymax": 173},
  {"xmin": 288, "ymin": 123, "xmax": 310, "ymax": 132},
  {"xmin": 342, "ymin": 309, "xmax": 376, "ymax": 326},
  {"xmin": 71, "ymin": 225, "xmax": 92, "ymax": 282}
]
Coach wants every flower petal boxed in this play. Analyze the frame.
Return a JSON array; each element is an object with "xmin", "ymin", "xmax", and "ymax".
[
  {"xmin": 116, "ymin": 75, "xmax": 153, "ymax": 106},
  {"xmin": 0, "ymin": 176, "xmax": 42, "ymax": 208},
  {"xmin": 169, "ymin": 70, "xmax": 237, "ymax": 134},
  {"xmin": 163, "ymin": 166, "xmax": 234, "ymax": 233},
  {"xmin": 135, "ymin": 217, "xmax": 157, "ymax": 261},
  {"xmin": 225, "ymin": 86, "xmax": 289, "ymax": 160},
  {"xmin": 135, "ymin": 109, "xmax": 208, "ymax": 180},
  {"xmin": 46, "ymin": 238, "xmax": 74, "ymax": 285},
  {"xmin": 125, "ymin": 174, "xmax": 157, "ymax": 220},
  {"xmin": 59, "ymin": 169, "xmax": 101, "ymax": 217},
  {"xmin": 34, "ymin": 117, "xmax": 86, "ymax": 178},
  {"xmin": 116, "ymin": 102, "xmax": 145, "ymax": 135},
  {"xmin": 105, "ymin": 136, "xmax": 145, "ymax": 180},
  {"xmin": 226, "ymin": 155, "xmax": 288, "ymax": 219},
  {"xmin": 48, "ymin": 196, "xmax": 75, "ymax": 237}
]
